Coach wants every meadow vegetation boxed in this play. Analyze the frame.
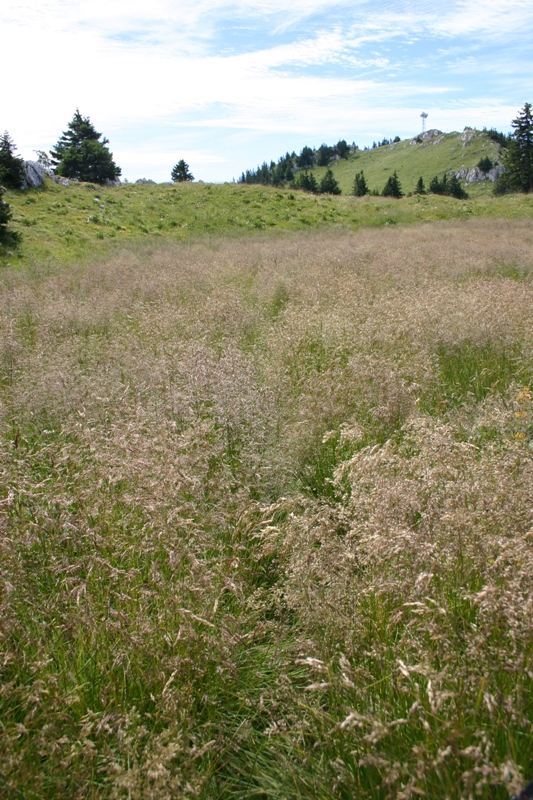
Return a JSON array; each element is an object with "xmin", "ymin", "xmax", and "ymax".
[
  {"xmin": 1, "ymin": 187, "xmax": 533, "ymax": 798},
  {"xmin": 2, "ymin": 177, "xmax": 533, "ymax": 266}
]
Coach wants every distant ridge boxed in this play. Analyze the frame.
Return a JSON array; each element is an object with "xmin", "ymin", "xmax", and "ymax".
[{"xmin": 238, "ymin": 127, "xmax": 509, "ymax": 197}]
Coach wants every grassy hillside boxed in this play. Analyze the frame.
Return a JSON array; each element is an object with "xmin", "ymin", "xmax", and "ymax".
[
  {"xmin": 1, "ymin": 170, "xmax": 533, "ymax": 267},
  {"xmin": 306, "ymin": 128, "xmax": 503, "ymax": 196},
  {"xmin": 2, "ymin": 217, "xmax": 533, "ymax": 798}
]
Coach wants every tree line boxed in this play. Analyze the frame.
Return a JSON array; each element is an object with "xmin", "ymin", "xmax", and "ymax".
[{"xmin": 238, "ymin": 136, "xmax": 407, "ymax": 187}]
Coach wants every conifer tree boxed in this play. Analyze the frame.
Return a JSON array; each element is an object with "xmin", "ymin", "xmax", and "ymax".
[
  {"xmin": 503, "ymin": 102, "xmax": 533, "ymax": 193},
  {"xmin": 50, "ymin": 110, "xmax": 121, "ymax": 184},
  {"xmin": 296, "ymin": 171, "xmax": 319, "ymax": 193},
  {"xmin": 382, "ymin": 170, "xmax": 403, "ymax": 198},
  {"xmin": 429, "ymin": 174, "xmax": 445, "ymax": 194},
  {"xmin": 0, "ymin": 187, "xmax": 12, "ymax": 240},
  {"xmin": 171, "ymin": 160, "xmax": 194, "ymax": 182},
  {"xmin": 446, "ymin": 174, "xmax": 468, "ymax": 199},
  {"xmin": 414, "ymin": 176, "xmax": 426, "ymax": 195},
  {"xmin": 319, "ymin": 169, "xmax": 341, "ymax": 194},
  {"xmin": 297, "ymin": 147, "xmax": 315, "ymax": 169},
  {"xmin": 353, "ymin": 170, "xmax": 368, "ymax": 196},
  {"xmin": 0, "ymin": 187, "xmax": 19, "ymax": 244},
  {"xmin": 0, "ymin": 132, "xmax": 26, "ymax": 190}
]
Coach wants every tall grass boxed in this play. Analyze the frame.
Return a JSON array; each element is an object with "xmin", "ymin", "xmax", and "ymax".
[{"xmin": 1, "ymin": 218, "xmax": 533, "ymax": 798}]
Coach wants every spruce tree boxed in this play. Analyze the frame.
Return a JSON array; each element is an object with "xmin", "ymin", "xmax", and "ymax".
[
  {"xmin": 429, "ymin": 175, "xmax": 445, "ymax": 194},
  {"xmin": 0, "ymin": 132, "xmax": 26, "ymax": 190},
  {"xmin": 414, "ymin": 176, "xmax": 426, "ymax": 195},
  {"xmin": 319, "ymin": 169, "xmax": 341, "ymax": 194},
  {"xmin": 382, "ymin": 170, "xmax": 403, "ymax": 198},
  {"xmin": 446, "ymin": 174, "xmax": 468, "ymax": 199},
  {"xmin": 297, "ymin": 147, "xmax": 314, "ymax": 169},
  {"xmin": 50, "ymin": 110, "xmax": 121, "ymax": 184},
  {"xmin": 503, "ymin": 102, "xmax": 533, "ymax": 193},
  {"xmin": 353, "ymin": 170, "xmax": 368, "ymax": 196},
  {"xmin": 296, "ymin": 171, "xmax": 319, "ymax": 193},
  {"xmin": 171, "ymin": 160, "xmax": 194, "ymax": 182}
]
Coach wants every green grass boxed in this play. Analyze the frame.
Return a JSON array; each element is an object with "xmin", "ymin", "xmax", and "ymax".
[
  {"xmin": 2, "ymin": 173, "xmax": 533, "ymax": 268},
  {"xmin": 2, "ymin": 174, "xmax": 533, "ymax": 798}
]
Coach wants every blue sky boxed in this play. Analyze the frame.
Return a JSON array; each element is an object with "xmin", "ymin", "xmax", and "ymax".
[{"xmin": 2, "ymin": 0, "xmax": 532, "ymax": 182}]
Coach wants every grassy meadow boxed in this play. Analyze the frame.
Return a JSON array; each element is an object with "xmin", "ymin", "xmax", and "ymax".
[{"xmin": 1, "ymin": 179, "xmax": 533, "ymax": 798}]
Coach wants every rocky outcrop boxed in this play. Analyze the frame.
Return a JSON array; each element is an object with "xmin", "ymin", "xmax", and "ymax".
[
  {"xmin": 21, "ymin": 161, "xmax": 50, "ymax": 189},
  {"xmin": 135, "ymin": 178, "xmax": 156, "ymax": 185},
  {"xmin": 410, "ymin": 129, "xmax": 443, "ymax": 146},
  {"xmin": 454, "ymin": 164, "xmax": 505, "ymax": 184},
  {"xmin": 461, "ymin": 127, "xmax": 478, "ymax": 147}
]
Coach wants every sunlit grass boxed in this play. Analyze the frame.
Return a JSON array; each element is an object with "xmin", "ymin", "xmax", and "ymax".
[
  {"xmin": 2, "ymin": 177, "xmax": 533, "ymax": 268},
  {"xmin": 1, "ymin": 218, "xmax": 533, "ymax": 797}
]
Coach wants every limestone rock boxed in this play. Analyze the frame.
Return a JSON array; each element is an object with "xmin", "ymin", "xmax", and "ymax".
[
  {"xmin": 135, "ymin": 178, "xmax": 156, "ymax": 185},
  {"xmin": 21, "ymin": 161, "xmax": 50, "ymax": 189},
  {"xmin": 410, "ymin": 129, "xmax": 444, "ymax": 146},
  {"xmin": 461, "ymin": 127, "xmax": 478, "ymax": 147},
  {"xmin": 454, "ymin": 163, "xmax": 505, "ymax": 184}
]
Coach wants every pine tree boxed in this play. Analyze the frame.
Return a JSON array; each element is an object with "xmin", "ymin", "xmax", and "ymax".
[
  {"xmin": 353, "ymin": 170, "xmax": 368, "ymax": 196},
  {"xmin": 319, "ymin": 169, "xmax": 341, "ymax": 194},
  {"xmin": 414, "ymin": 176, "xmax": 426, "ymax": 195},
  {"xmin": 503, "ymin": 102, "xmax": 533, "ymax": 193},
  {"xmin": 171, "ymin": 160, "xmax": 194, "ymax": 182},
  {"xmin": 382, "ymin": 170, "xmax": 403, "ymax": 198},
  {"xmin": 0, "ymin": 132, "xmax": 26, "ymax": 189},
  {"xmin": 50, "ymin": 110, "xmax": 121, "ymax": 184}
]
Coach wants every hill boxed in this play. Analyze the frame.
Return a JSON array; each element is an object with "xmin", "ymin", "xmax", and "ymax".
[{"xmin": 241, "ymin": 128, "xmax": 504, "ymax": 197}]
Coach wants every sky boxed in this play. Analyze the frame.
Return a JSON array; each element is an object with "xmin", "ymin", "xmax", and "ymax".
[{"xmin": 1, "ymin": 0, "xmax": 532, "ymax": 183}]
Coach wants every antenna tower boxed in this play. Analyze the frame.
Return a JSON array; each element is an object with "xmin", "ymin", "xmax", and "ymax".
[{"xmin": 420, "ymin": 111, "xmax": 428, "ymax": 134}]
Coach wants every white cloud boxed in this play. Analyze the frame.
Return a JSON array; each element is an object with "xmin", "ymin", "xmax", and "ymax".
[{"xmin": 1, "ymin": 0, "xmax": 531, "ymax": 181}]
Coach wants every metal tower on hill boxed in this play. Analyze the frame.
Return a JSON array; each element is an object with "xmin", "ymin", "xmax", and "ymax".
[{"xmin": 420, "ymin": 112, "xmax": 428, "ymax": 133}]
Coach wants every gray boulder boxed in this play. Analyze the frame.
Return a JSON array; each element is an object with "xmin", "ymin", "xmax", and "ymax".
[{"xmin": 21, "ymin": 160, "xmax": 50, "ymax": 189}]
